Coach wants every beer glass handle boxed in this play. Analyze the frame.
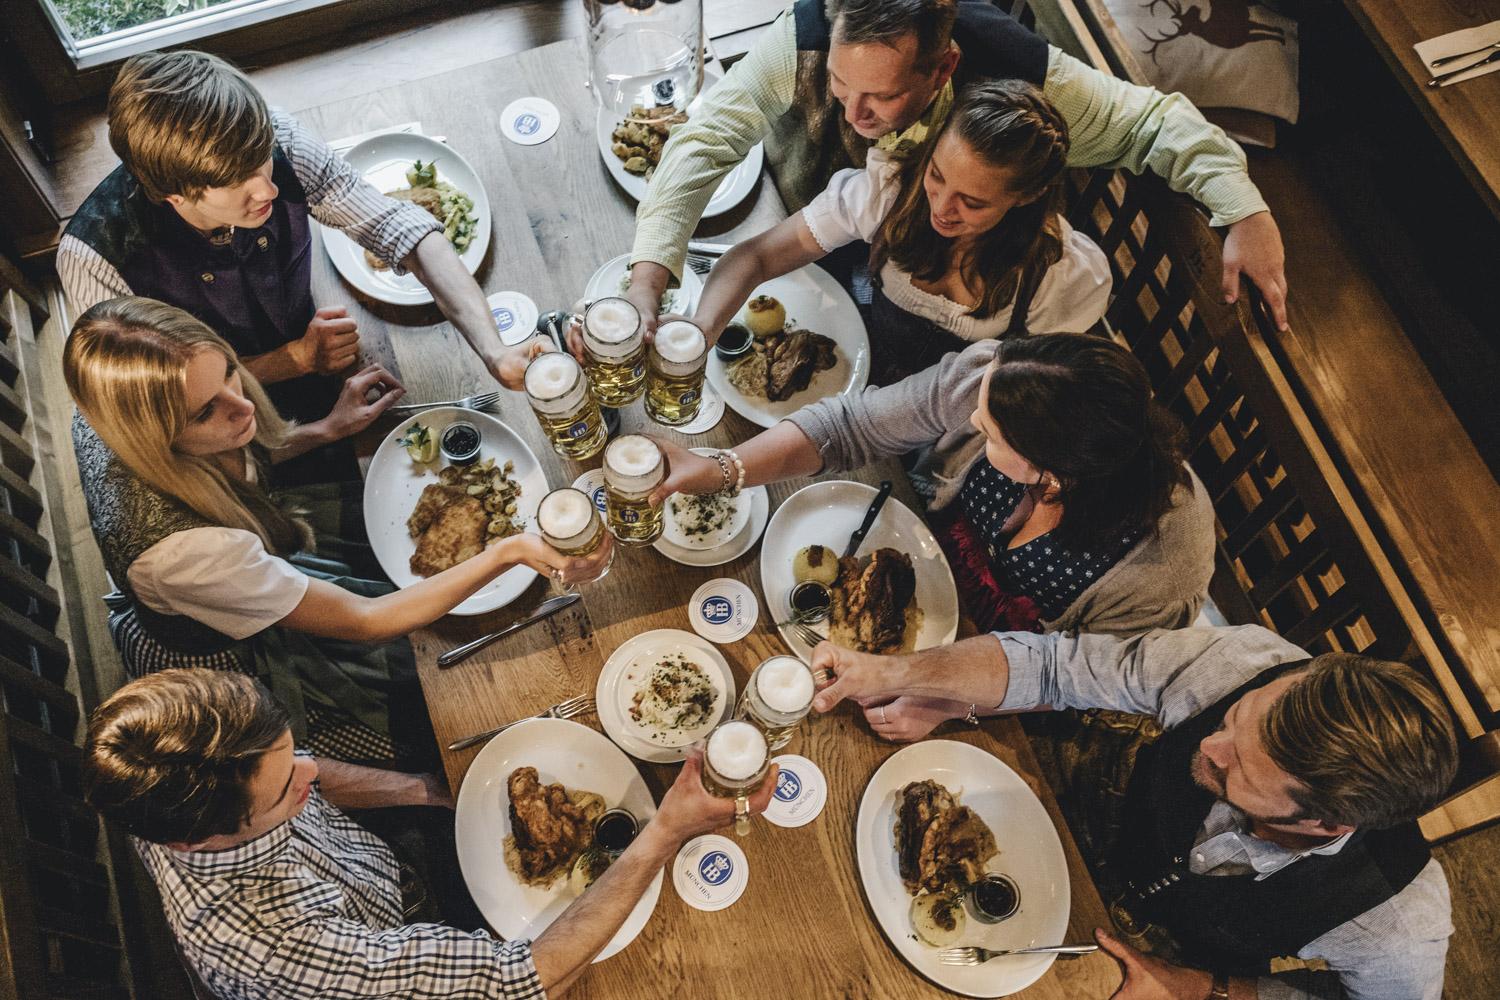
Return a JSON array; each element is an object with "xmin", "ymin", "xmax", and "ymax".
[
  {"xmin": 537, "ymin": 309, "xmax": 571, "ymax": 352},
  {"xmin": 734, "ymin": 795, "xmax": 751, "ymax": 836}
]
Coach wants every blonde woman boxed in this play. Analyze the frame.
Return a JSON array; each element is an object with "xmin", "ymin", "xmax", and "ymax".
[{"xmin": 66, "ymin": 297, "xmax": 607, "ymax": 765}]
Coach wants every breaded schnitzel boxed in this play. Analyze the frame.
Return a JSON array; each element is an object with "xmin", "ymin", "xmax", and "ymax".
[
  {"xmin": 407, "ymin": 484, "xmax": 487, "ymax": 577},
  {"xmin": 504, "ymin": 767, "xmax": 604, "ymax": 886}
]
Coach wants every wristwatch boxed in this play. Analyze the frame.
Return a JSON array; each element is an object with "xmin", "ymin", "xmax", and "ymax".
[{"xmin": 1203, "ymin": 971, "xmax": 1230, "ymax": 1000}]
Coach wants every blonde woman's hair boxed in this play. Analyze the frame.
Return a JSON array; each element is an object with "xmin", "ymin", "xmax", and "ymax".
[{"xmin": 64, "ymin": 297, "xmax": 307, "ymax": 553}]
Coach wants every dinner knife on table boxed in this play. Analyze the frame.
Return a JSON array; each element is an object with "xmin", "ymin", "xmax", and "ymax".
[
  {"xmin": 844, "ymin": 480, "xmax": 894, "ymax": 559},
  {"xmin": 437, "ymin": 593, "xmax": 580, "ymax": 668},
  {"xmin": 1428, "ymin": 49, "xmax": 1500, "ymax": 87}
]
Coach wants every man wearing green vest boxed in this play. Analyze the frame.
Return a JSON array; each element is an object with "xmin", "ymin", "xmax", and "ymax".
[{"xmin": 627, "ymin": 0, "xmax": 1289, "ymax": 331}]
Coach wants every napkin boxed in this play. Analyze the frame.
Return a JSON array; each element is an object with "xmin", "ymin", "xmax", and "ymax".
[
  {"xmin": 1414, "ymin": 20, "xmax": 1500, "ymax": 88},
  {"xmin": 327, "ymin": 121, "xmax": 425, "ymax": 155}
]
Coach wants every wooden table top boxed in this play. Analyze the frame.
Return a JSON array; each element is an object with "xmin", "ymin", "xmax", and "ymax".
[
  {"xmin": 298, "ymin": 37, "xmax": 1117, "ymax": 1000},
  {"xmin": 1343, "ymin": 0, "xmax": 1500, "ymax": 221}
]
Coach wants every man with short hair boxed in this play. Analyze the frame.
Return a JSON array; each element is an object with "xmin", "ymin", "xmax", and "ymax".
[
  {"xmin": 627, "ymin": 0, "xmax": 1289, "ymax": 331},
  {"xmin": 59, "ymin": 51, "xmax": 539, "ymax": 477},
  {"xmin": 812, "ymin": 625, "xmax": 1458, "ymax": 999},
  {"xmin": 83, "ymin": 669, "xmax": 775, "ymax": 999}
]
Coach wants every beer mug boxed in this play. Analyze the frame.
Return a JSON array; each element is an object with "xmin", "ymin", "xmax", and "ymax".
[
  {"xmin": 736, "ymin": 655, "xmax": 816, "ymax": 751},
  {"xmin": 524, "ymin": 352, "xmax": 607, "ymax": 460},
  {"xmin": 701, "ymin": 720, "xmax": 770, "ymax": 836},
  {"xmin": 581, "ymin": 297, "xmax": 647, "ymax": 407},
  {"xmin": 537, "ymin": 487, "xmax": 613, "ymax": 584},
  {"xmin": 603, "ymin": 434, "xmax": 666, "ymax": 546},
  {"xmin": 644, "ymin": 319, "xmax": 708, "ymax": 426}
]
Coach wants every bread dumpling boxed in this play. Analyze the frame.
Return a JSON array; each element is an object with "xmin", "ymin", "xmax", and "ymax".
[
  {"xmin": 910, "ymin": 891, "xmax": 966, "ymax": 947},
  {"xmin": 745, "ymin": 295, "xmax": 786, "ymax": 338},
  {"xmin": 793, "ymin": 544, "xmax": 839, "ymax": 586}
]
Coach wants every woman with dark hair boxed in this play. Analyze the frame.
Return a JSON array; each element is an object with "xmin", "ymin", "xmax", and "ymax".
[
  {"xmin": 652, "ymin": 333, "xmax": 1213, "ymax": 735},
  {"xmin": 685, "ymin": 79, "xmax": 1109, "ymax": 385}
]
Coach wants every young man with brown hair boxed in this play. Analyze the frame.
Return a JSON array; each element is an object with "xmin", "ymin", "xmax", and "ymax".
[
  {"xmin": 84, "ymin": 669, "xmax": 774, "ymax": 1000},
  {"xmin": 59, "ymin": 51, "xmax": 539, "ymax": 477},
  {"xmin": 627, "ymin": 0, "xmax": 1289, "ymax": 332},
  {"xmin": 812, "ymin": 625, "xmax": 1459, "ymax": 1000}
]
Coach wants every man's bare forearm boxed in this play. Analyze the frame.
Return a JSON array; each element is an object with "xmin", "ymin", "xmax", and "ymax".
[
  {"xmin": 313, "ymin": 758, "xmax": 445, "ymax": 810},
  {"xmin": 890, "ymin": 635, "xmax": 1011, "ymax": 707},
  {"xmin": 406, "ymin": 231, "xmax": 506, "ymax": 373},
  {"xmin": 242, "ymin": 342, "xmax": 308, "ymax": 385}
]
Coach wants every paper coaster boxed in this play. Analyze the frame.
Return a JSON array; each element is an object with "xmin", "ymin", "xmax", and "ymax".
[
  {"xmin": 673, "ymin": 835, "xmax": 749, "ymax": 911},
  {"xmin": 764, "ymin": 754, "xmax": 827, "ymax": 828},
  {"xmin": 571, "ymin": 469, "xmax": 609, "ymax": 515},
  {"xmin": 672, "ymin": 382, "xmax": 724, "ymax": 435},
  {"xmin": 488, "ymin": 291, "xmax": 539, "ymax": 347},
  {"xmin": 689, "ymin": 578, "xmax": 758, "ymax": 644},
  {"xmin": 500, "ymin": 97, "xmax": 561, "ymax": 145}
]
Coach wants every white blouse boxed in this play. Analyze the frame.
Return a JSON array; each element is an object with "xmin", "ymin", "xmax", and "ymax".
[
  {"xmin": 801, "ymin": 148, "xmax": 1112, "ymax": 340},
  {"xmin": 126, "ymin": 456, "xmax": 309, "ymax": 640}
]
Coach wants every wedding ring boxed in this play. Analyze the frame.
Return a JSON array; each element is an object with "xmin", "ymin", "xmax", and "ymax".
[{"xmin": 814, "ymin": 668, "xmax": 833, "ymax": 684}]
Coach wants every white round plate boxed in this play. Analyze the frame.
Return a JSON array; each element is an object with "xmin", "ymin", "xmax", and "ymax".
[
  {"xmin": 595, "ymin": 68, "xmax": 764, "ymax": 218},
  {"xmin": 362, "ymin": 406, "xmax": 546, "ymax": 616},
  {"xmin": 455, "ymin": 718, "xmax": 660, "ymax": 963},
  {"xmin": 318, "ymin": 132, "xmax": 491, "ymax": 305},
  {"xmin": 654, "ymin": 487, "xmax": 768, "ymax": 567},
  {"xmin": 856, "ymin": 740, "xmax": 1071, "ymax": 998},
  {"xmin": 584, "ymin": 251, "xmax": 703, "ymax": 317},
  {"xmin": 706, "ymin": 266, "xmax": 871, "ymax": 429},
  {"xmin": 659, "ymin": 449, "xmax": 753, "ymax": 550},
  {"xmin": 596, "ymin": 629, "xmax": 736, "ymax": 763},
  {"xmin": 759, "ymin": 481, "xmax": 956, "ymax": 658}
]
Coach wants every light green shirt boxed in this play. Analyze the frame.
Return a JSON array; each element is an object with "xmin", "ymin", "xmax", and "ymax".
[{"xmin": 631, "ymin": 10, "xmax": 1269, "ymax": 279}]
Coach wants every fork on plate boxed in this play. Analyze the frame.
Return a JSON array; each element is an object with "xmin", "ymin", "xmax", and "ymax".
[
  {"xmin": 446, "ymin": 694, "xmax": 596, "ymax": 751},
  {"xmin": 939, "ymin": 944, "xmax": 1099, "ymax": 965},
  {"xmin": 391, "ymin": 389, "xmax": 502, "ymax": 415},
  {"xmin": 774, "ymin": 614, "xmax": 826, "ymax": 648}
]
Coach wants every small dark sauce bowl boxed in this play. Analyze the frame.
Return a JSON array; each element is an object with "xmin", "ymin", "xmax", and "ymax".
[
  {"xmin": 440, "ymin": 421, "xmax": 482, "ymax": 465},
  {"xmin": 790, "ymin": 580, "xmax": 832, "ymax": 623},
  {"xmin": 967, "ymin": 873, "xmax": 1020, "ymax": 923},
  {"xmin": 594, "ymin": 809, "xmax": 638, "ymax": 858},
  {"xmin": 715, "ymin": 322, "xmax": 754, "ymax": 363}
]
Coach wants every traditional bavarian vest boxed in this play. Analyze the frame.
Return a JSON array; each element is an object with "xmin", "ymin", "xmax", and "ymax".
[
  {"xmin": 1112, "ymin": 661, "xmax": 1431, "ymax": 976},
  {"xmin": 766, "ymin": 0, "xmax": 1050, "ymax": 213},
  {"xmin": 64, "ymin": 145, "xmax": 334, "ymax": 426},
  {"xmin": 73, "ymin": 413, "xmax": 259, "ymax": 656}
]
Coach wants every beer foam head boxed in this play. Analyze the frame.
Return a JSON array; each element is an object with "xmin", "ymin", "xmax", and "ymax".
[
  {"xmin": 525, "ymin": 351, "xmax": 582, "ymax": 399},
  {"xmin": 605, "ymin": 434, "xmax": 661, "ymax": 479},
  {"xmin": 756, "ymin": 656, "xmax": 814, "ymax": 714},
  {"xmin": 538, "ymin": 488, "xmax": 595, "ymax": 540},
  {"xmin": 706, "ymin": 720, "xmax": 768, "ymax": 781},
  {"xmin": 654, "ymin": 320, "xmax": 706, "ymax": 364},
  {"xmin": 586, "ymin": 298, "xmax": 641, "ymax": 345}
]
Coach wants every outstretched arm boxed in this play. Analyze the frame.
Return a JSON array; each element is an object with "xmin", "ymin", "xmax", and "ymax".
[{"xmin": 691, "ymin": 214, "xmax": 826, "ymax": 343}]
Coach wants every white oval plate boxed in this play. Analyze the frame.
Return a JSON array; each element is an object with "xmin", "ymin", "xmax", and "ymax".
[
  {"xmin": 455, "ymin": 718, "xmax": 660, "ymax": 963},
  {"xmin": 318, "ymin": 132, "xmax": 491, "ymax": 306},
  {"xmin": 597, "ymin": 629, "xmax": 736, "ymax": 763},
  {"xmin": 584, "ymin": 251, "xmax": 703, "ymax": 318},
  {"xmin": 654, "ymin": 486, "xmax": 768, "ymax": 567},
  {"xmin": 595, "ymin": 69, "xmax": 764, "ymax": 218},
  {"xmin": 705, "ymin": 266, "xmax": 871, "ymax": 429},
  {"xmin": 759, "ymin": 481, "xmax": 956, "ymax": 658},
  {"xmin": 856, "ymin": 740, "xmax": 1071, "ymax": 997},
  {"xmin": 362, "ymin": 406, "xmax": 546, "ymax": 616}
]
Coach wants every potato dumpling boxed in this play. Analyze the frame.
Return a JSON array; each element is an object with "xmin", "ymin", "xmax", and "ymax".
[
  {"xmin": 745, "ymin": 294, "xmax": 787, "ymax": 338},
  {"xmin": 910, "ymin": 891, "xmax": 966, "ymax": 947},
  {"xmin": 569, "ymin": 850, "xmax": 610, "ymax": 897},
  {"xmin": 793, "ymin": 544, "xmax": 839, "ymax": 586}
]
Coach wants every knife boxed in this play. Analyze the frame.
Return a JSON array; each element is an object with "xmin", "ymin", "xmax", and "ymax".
[
  {"xmin": 437, "ymin": 593, "xmax": 580, "ymax": 668},
  {"xmin": 844, "ymin": 480, "xmax": 894, "ymax": 559},
  {"xmin": 1428, "ymin": 49, "xmax": 1500, "ymax": 87}
]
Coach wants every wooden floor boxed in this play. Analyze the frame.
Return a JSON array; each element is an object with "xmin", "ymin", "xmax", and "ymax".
[{"xmin": 28, "ymin": 2, "xmax": 1500, "ymax": 996}]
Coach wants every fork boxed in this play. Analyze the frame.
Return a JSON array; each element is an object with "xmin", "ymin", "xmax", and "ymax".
[
  {"xmin": 446, "ymin": 695, "xmax": 596, "ymax": 751},
  {"xmin": 939, "ymin": 944, "xmax": 1099, "ymax": 965},
  {"xmin": 774, "ymin": 614, "xmax": 826, "ymax": 648},
  {"xmin": 686, "ymin": 252, "xmax": 716, "ymax": 275},
  {"xmin": 391, "ymin": 389, "xmax": 502, "ymax": 414}
]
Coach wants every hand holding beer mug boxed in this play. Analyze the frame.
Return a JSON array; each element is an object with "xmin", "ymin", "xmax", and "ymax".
[
  {"xmin": 537, "ymin": 487, "xmax": 614, "ymax": 584},
  {"xmin": 604, "ymin": 434, "xmax": 667, "ymax": 545},
  {"xmin": 581, "ymin": 297, "xmax": 647, "ymax": 407},
  {"xmin": 701, "ymin": 720, "xmax": 771, "ymax": 835},
  {"xmin": 645, "ymin": 319, "xmax": 708, "ymax": 426},
  {"xmin": 524, "ymin": 351, "xmax": 608, "ymax": 460},
  {"xmin": 737, "ymin": 655, "xmax": 816, "ymax": 751}
]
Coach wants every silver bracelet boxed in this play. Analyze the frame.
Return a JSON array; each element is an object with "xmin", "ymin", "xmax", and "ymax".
[
  {"xmin": 963, "ymin": 703, "xmax": 980, "ymax": 727},
  {"xmin": 712, "ymin": 451, "xmax": 734, "ymax": 494}
]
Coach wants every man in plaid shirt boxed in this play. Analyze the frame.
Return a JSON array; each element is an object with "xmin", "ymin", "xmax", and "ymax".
[{"xmin": 83, "ymin": 669, "xmax": 775, "ymax": 998}]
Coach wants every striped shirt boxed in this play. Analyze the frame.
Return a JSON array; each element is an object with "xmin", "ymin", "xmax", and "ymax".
[
  {"xmin": 57, "ymin": 110, "xmax": 441, "ymax": 318},
  {"xmin": 631, "ymin": 8, "xmax": 1270, "ymax": 279},
  {"xmin": 135, "ymin": 772, "xmax": 542, "ymax": 1000}
]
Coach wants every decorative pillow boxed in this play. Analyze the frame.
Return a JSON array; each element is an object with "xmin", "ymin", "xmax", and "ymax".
[{"xmin": 1102, "ymin": 0, "xmax": 1300, "ymax": 125}]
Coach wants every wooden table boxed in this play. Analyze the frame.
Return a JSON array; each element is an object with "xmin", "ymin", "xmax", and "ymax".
[
  {"xmin": 1343, "ymin": 0, "xmax": 1500, "ymax": 221},
  {"xmin": 298, "ymin": 37, "xmax": 1117, "ymax": 1000}
]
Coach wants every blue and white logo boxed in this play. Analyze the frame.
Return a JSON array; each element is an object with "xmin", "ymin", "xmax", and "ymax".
[
  {"xmin": 679, "ymin": 389, "xmax": 699, "ymax": 405},
  {"xmin": 492, "ymin": 307, "xmax": 515, "ymax": 332},
  {"xmin": 590, "ymin": 487, "xmax": 607, "ymax": 513},
  {"xmin": 514, "ymin": 113, "xmax": 541, "ymax": 136},
  {"xmin": 774, "ymin": 768, "xmax": 802, "ymax": 802},
  {"xmin": 700, "ymin": 596, "xmax": 733, "ymax": 624},
  {"xmin": 621, "ymin": 508, "xmax": 639, "ymax": 523},
  {"xmin": 567, "ymin": 421, "xmax": 589, "ymax": 440},
  {"xmin": 698, "ymin": 851, "xmax": 733, "ymax": 885}
]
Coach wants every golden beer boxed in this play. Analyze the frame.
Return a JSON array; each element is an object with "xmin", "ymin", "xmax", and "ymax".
[
  {"xmin": 582, "ymin": 297, "xmax": 647, "ymax": 407},
  {"xmin": 644, "ymin": 319, "xmax": 708, "ymax": 426},
  {"xmin": 736, "ymin": 655, "xmax": 816, "ymax": 751},
  {"xmin": 537, "ymin": 487, "xmax": 613, "ymax": 583},
  {"xmin": 702, "ymin": 720, "xmax": 770, "ymax": 836},
  {"xmin": 603, "ymin": 434, "xmax": 665, "ymax": 546},
  {"xmin": 524, "ymin": 352, "xmax": 607, "ymax": 460}
]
